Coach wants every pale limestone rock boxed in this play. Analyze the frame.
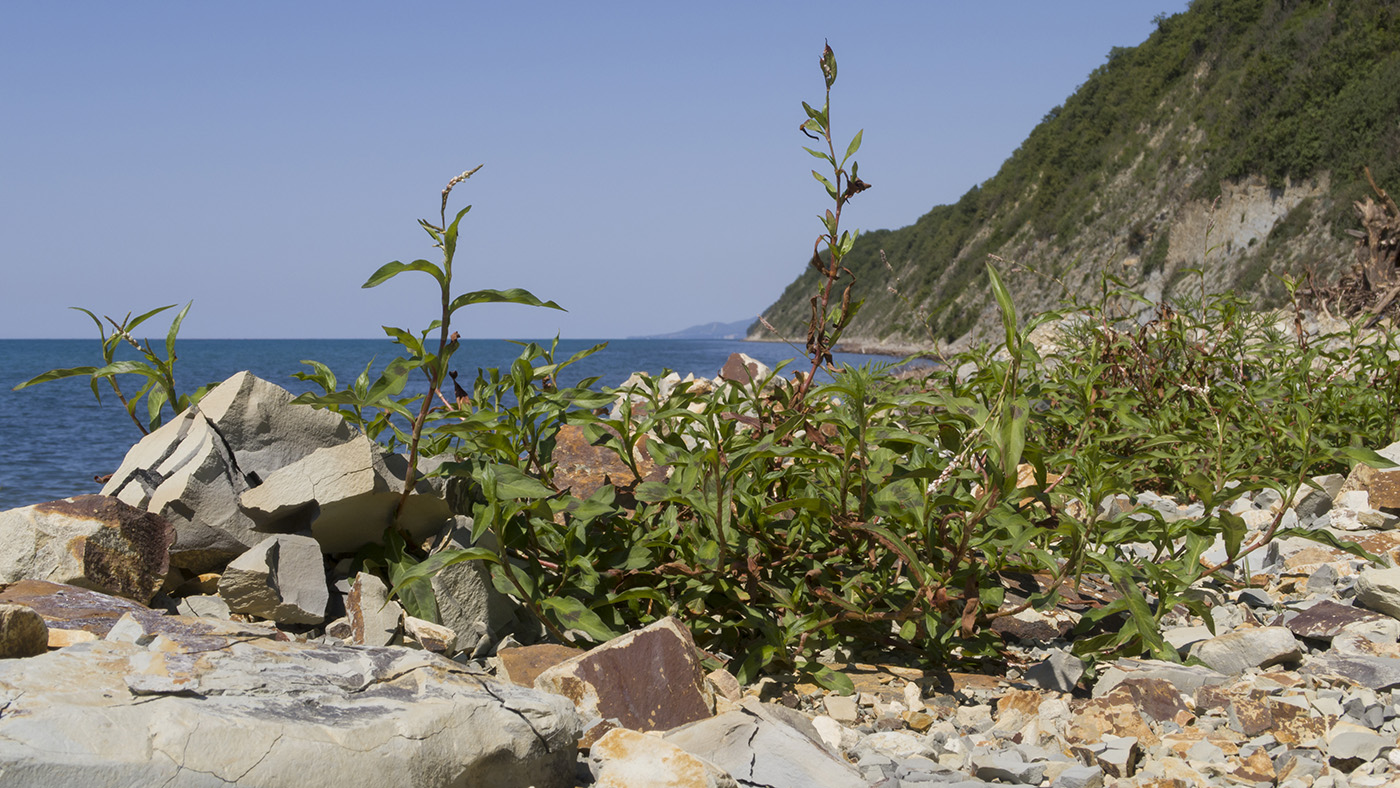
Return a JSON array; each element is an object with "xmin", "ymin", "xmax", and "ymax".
[
  {"xmin": 0, "ymin": 603, "xmax": 48, "ymax": 658},
  {"xmin": 217, "ymin": 534, "xmax": 327, "ymax": 625},
  {"xmin": 589, "ymin": 728, "xmax": 737, "ymax": 788}
]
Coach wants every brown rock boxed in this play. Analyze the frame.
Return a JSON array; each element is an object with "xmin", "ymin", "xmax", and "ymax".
[
  {"xmin": 706, "ymin": 668, "xmax": 743, "ymax": 702},
  {"xmin": 534, "ymin": 617, "xmax": 712, "ymax": 733},
  {"xmin": 1231, "ymin": 748, "xmax": 1276, "ymax": 783},
  {"xmin": 1067, "ymin": 696, "xmax": 1159, "ymax": 748},
  {"xmin": 1286, "ymin": 600, "xmax": 1388, "ymax": 641},
  {"xmin": 0, "ymin": 579, "xmax": 161, "ymax": 637},
  {"xmin": 996, "ymin": 688, "xmax": 1044, "ymax": 719},
  {"xmin": 903, "ymin": 710, "xmax": 935, "ymax": 732},
  {"xmin": 47, "ymin": 628, "xmax": 98, "ymax": 648},
  {"xmin": 1226, "ymin": 692, "xmax": 1274, "ymax": 737},
  {"xmin": 1270, "ymin": 699, "xmax": 1329, "ymax": 747},
  {"xmin": 551, "ymin": 424, "xmax": 667, "ymax": 503},
  {"xmin": 0, "ymin": 603, "xmax": 48, "ymax": 658},
  {"xmin": 497, "ymin": 643, "xmax": 585, "ymax": 688},
  {"xmin": 1106, "ymin": 678, "xmax": 1189, "ymax": 723},
  {"xmin": 1, "ymin": 495, "xmax": 174, "ymax": 604}
]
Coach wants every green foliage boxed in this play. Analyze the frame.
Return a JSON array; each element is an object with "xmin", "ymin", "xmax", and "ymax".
[{"xmin": 13, "ymin": 302, "xmax": 211, "ymax": 434}]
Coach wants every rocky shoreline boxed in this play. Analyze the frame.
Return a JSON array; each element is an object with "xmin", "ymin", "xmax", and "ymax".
[{"xmin": 2, "ymin": 362, "xmax": 1400, "ymax": 786}]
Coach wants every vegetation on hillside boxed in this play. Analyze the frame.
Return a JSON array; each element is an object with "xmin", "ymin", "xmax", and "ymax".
[{"xmin": 757, "ymin": 0, "xmax": 1400, "ymax": 346}]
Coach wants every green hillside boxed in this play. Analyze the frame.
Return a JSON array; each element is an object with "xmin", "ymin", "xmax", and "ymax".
[{"xmin": 756, "ymin": 0, "xmax": 1400, "ymax": 349}]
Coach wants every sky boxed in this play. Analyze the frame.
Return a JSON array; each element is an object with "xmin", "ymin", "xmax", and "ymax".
[{"xmin": 1, "ymin": 2, "xmax": 1192, "ymax": 340}]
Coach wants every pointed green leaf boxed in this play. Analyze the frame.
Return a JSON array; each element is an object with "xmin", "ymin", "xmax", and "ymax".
[
  {"xmin": 12, "ymin": 366, "xmax": 98, "ymax": 390},
  {"xmin": 165, "ymin": 301, "xmax": 191, "ymax": 361},
  {"xmin": 447, "ymin": 288, "xmax": 565, "ymax": 316},
  {"xmin": 843, "ymin": 129, "xmax": 863, "ymax": 163},
  {"xmin": 541, "ymin": 596, "xmax": 617, "ymax": 643},
  {"xmin": 362, "ymin": 259, "xmax": 446, "ymax": 289}
]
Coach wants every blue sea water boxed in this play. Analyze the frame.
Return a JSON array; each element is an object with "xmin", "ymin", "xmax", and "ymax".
[{"xmin": 0, "ymin": 338, "xmax": 895, "ymax": 511}]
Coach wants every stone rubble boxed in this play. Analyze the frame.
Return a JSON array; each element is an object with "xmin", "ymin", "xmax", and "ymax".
[{"xmin": 7, "ymin": 363, "xmax": 1400, "ymax": 785}]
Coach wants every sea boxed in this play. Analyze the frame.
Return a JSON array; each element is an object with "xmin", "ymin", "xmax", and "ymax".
[{"xmin": 0, "ymin": 338, "xmax": 898, "ymax": 512}]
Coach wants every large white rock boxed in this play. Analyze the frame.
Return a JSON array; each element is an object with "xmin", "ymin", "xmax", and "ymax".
[
  {"xmin": 102, "ymin": 371, "xmax": 356, "ymax": 571},
  {"xmin": 217, "ymin": 534, "xmax": 328, "ymax": 625},
  {"xmin": 665, "ymin": 699, "xmax": 865, "ymax": 788},
  {"xmin": 239, "ymin": 435, "xmax": 451, "ymax": 554},
  {"xmin": 0, "ymin": 623, "xmax": 582, "ymax": 787}
]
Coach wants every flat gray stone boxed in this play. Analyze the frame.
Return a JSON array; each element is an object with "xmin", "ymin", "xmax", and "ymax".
[
  {"xmin": 666, "ymin": 704, "xmax": 865, "ymax": 788},
  {"xmin": 1190, "ymin": 626, "xmax": 1301, "ymax": 675},
  {"xmin": 0, "ymin": 627, "xmax": 582, "ymax": 787}
]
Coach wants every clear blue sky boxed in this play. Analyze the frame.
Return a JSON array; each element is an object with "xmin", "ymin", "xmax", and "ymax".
[{"xmin": 2, "ymin": 2, "xmax": 1191, "ymax": 339}]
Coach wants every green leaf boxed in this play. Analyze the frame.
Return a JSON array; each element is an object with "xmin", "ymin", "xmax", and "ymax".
[
  {"xmin": 541, "ymin": 597, "xmax": 617, "ymax": 643},
  {"xmin": 811, "ymin": 170, "xmax": 838, "ymax": 198},
  {"xmin": 12, "ymin": 366, "xmax": 98, "ymax": 390},
  {"xmin": 165, "ymin": 301, "xmax": 191, "ymax": 362},
  {"xmin": 444, "ymin": 205, "xmax": 471, "ymax": 264},
  {"xmin": 986, "ymin": 262, "xmax": 1017, "ymax": 352},
  {"xmin": 1333, "ymin": 445, "xmax": 1398, "ymax": 469},
  {"xmin": 447, "ymin": 288, "xmax": 565, "ymax": 316},
  {"xmin": 808, "ymin": 664, "xmax": 854, "ymax": 695},
  {"xmin": 124, "ymin": 304, "xmax": 177, "ymax": 334},
  {"xmin": 843, "ymin": 129, "xmax": 863, "ymax": 163},
  {"xmin": 362, "ymin": 259, "xmax": 446, "ymax": 289}
]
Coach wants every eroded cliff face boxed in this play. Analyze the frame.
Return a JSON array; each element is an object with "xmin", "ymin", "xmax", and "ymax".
[{"xmin": 758, "ymin": 167, "xmax": 1349, "ymax": 356}]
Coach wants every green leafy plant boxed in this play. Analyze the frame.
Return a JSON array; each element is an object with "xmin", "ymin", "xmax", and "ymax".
[
  {"xmin": 294, "ymin": 166, "xmax": 565, "ymax": 536},
  {"xmin": 13, "ymin": 302, "xmax": 207, "ymax": 434}
]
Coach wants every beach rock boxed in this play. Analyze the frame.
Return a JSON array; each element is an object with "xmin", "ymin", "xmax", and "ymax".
[
  {"xmin": 589, "ymin": 727, "xmax": 737, "ymax": 788},
  {"xmin": 0, "ymin": 603, "xmax": 47, "ymax": 658},
  {"xmin": 429, "ymin": 517, "xmax": 520, "ymax": 656},
  {"xmin": 101, "ymin": 371, "xmax": 356, "ymax": 572},
  {"xmin": 0, "ymin": 495, "xmax": 173, "ymax": 603},
  {"xmin": 345, "ymin": 572, "xmax": 401, "ymax": 646},
  {"xmin": 239, "ymin": 435, "xmax": 452, "ymax": 554},
  {"xmin": 718, "ymin": 353, "xmax": 772, "ymax": 387},
  {"xmin": 1190, "ymin": 626, "xmax": 1301, "ymax": 674},
  {"xmin": 0, "ymin": 624, "xmax": 581, "ymax": 787},
  {"xmin": 1024, "ymin": 648, "xmax": 1085, "ymax": 692},
  {"xmin": 402, "ymin": 615, "xmax": 455, "ymax": 653},
  {"xmin": 534, "ymin": 616, "xmax": 712, "ymax": 734},
  {"xmin": 1092, "ymin": 658, "xmax": 1229, "ymax": 697},
  {"xmin": 1357, "ymin": 566, "xmax": 1400, "ymax": 619},
  {"xmin": 1287, "ymin": 599, "xmax": 1389, "ymax": 640},
  {"xmin": 497, "ymin": 643, "xmax": 584, "ymax": 688},
  {"xmin": 665, "ymin": 701, "xmax": 865, "ymax": 788},
  {"xmin": 217, "ymin": 534, "xmax": 328, "ymax": 625},
  {"xmin": 0, "ymin": 579, "xmax": 167, "ymax": 638}
]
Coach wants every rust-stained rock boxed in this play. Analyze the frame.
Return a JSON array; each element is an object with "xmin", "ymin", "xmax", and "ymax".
[
  {"xmin": 1286, "ymin": 599, "xmax": 1388, "ymax": 640},
  {"xmin": 551, "ymin": 423, "xmax": 668, "ymax": 502},
  {"xmin": 47, "ymin": 628, "xmax": 99, "ymax": 649},
  {"xmin": 589, "ymin": 728, "xmax": 737, "ymax": 788},
  {"xmin": 1104, "ymin": 678, "xmax": 1189, "ymax": 724},
  {"xmin": 989, "ymin": 606, "xmax": 1077, "ymax": 641},
  {"xmin": 996, "ymin": 688, "xmax": 1044, "ymax": 720},
  {"xmin": 534, "ymin": 617, "xmax": 712, "ymax": 734},
  {"xmin": 0, "ymin": 603, "xmax": 48, "ymax": 658},
  {"xmin": 718, "ymin": 353, "xmax": 770, "ymax": 387},
  {"xmin": 0, "ymin": 495, "xmax": 174, "ymax": 604},
  {"xmin": 498, "ymin": 643, "xmax": 585, "ymax": 688},
  {"xmin": 1270, "ymin": 698, "xmax": 1330, "ymax": 747},
  {"xmin": 1067, "ymin": 694, "xmax": 1160, "ymax": 748},
  {"xmin": 0, "ymin": 579, "xmax": 162, "ymax": 637}
]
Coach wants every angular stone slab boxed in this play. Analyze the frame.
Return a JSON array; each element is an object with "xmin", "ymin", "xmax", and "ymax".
[
  {"xmin": 498, "ymin": 643, "xmax": 585, "ymax": 688},
  {"xmin": 1092, "ymin": 658, "xmax": 1229, "ymax": 698},
  {"xmin": 346, "ymin": 572, "xmax": 402, "ymax": 646},
  {"xmin": 665, "ymin": 701, "xmax": 865, "ymax": 788},
  {"xmin": 0, "ymin": 579, "xmax": 164, "ymax": 637},
  {"xmin": 1356, "ymin": 566, "xmax": 1400, "ymax": 620},
  {"xmin": 1286, "ymin": 599, "xmax": 1389, "ymax": 641},
  {"xmin": 102, "ymin": 371, "xmax": 357, "ymax": 571},
  {"xmin": 590, "ymin": 727, "xmax": 737, "ymax": 788},
  {"xmin": 534, "ymin": 616, "xmax": 712, "ymax": 733},
  {"xmin": 0, "ymin": 630, "xmax": 581, "ymax": 787},
  {"xmin": 217, "ymin": 534, "xmax": 328, "ymax": 625},
  {"xmin": 1190, "ymin": 627, "xmax": 1301, "ymax": 675},
  {"xmin": 0, "ymin": 495, "xmax": 173, "ymax": 603},
  {"xmin": 239, "ymin": 435, "xmax": 452, "ymax": 554}
]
